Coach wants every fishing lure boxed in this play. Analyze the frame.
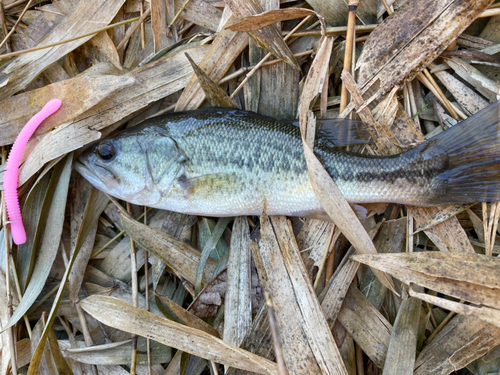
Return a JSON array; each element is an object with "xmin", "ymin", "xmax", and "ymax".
[{"xmin": 4, "ymin": 99, "xmax": 62, "ymax": 245}]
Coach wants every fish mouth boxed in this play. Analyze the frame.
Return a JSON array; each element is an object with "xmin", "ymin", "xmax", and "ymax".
[{"xmin": 74, "ymin": 160, "xmax": 110, "ymax": 192}]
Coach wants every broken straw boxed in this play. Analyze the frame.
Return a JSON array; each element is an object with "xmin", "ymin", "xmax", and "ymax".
[{"xmin": 4, "ymin": 99, "xmax": 62, "ymax": 245}]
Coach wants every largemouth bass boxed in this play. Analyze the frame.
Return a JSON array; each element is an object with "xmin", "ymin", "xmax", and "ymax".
[{"xmin": 75, "ymin": 102, "xmax": 500, "ymax": 217}]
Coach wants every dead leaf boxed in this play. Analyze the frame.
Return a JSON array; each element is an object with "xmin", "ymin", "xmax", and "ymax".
[
  {"xmin": 120, "ymin": 212, "xmax": 216, "ymax": 288},
  {"xmin": 0, "ymin": 0, "xmax": 126, "ymax": 99},
  {"xmin": 80, "ymin": 295, "xmax": 279, "ymax": 374},
  {"xmin": 223, "ymin": 0, "xmax": 299, "ymax": 69},
  {"xmin": 352, "ymin": 252, "xmax": 500, "ymax": 309},
  {"xmin": 184, "ymin": 52, "xmax": 239, "ymax": 109},
  {"xmin": 356, "ymin": 0, "xmax": 492, "ymax": 97}
]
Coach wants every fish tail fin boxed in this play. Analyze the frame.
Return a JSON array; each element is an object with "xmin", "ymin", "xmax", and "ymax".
[{"xmin": 419, "ymin": 100, "xmax": 500, "ymax": 205}]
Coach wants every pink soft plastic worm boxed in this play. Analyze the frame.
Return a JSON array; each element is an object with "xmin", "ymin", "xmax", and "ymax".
[{"xmin": 4, "ymin": 99, "xmax": 62, "ymax": 245}]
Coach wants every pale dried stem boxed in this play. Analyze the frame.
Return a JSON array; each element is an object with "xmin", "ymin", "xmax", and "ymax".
[
  {"xmin": 355, "ymin": 342, "xmax": 365, "ymax": 375},
  {"xmin": 30, "ymin": 282, "xmax": 60, "ymax": 312},
  {"xmin": 1, "ymin": 148, "xmax": 17, "ymax": 375},
  {"xmin": 0, "ymin": 2, "xmax": 11, "ymax": 53},
  {"xmin": 422, "ymin": 69, "xmax": 458, "ymax": 119},
  {"xmin": 340, "ymin": 2, "xmax": 358, "ymax": 112},
  {"xmin": 1, "ymin": 194, "xmax": 17, "ymax": 375},
  {"xmin": 76, "ymin": 303, "xmax": 94, "ymax": 346},
  {"xmin": 127, "ymin": 202, "xmax": 139, "ymax": 375},
  {"xmin": 483, "ymin": 202, "xmax": 490, "ymax": 256},
  {"xmin": 424, "ymin": 302, "xmax": 462, "ymax": 345},
  {"xmin": 325, "ymin": 249, "xmax": 335, "ymax": 283},
  {"xmin": 264, "ymin": 291, "xmax": 288, "ymax": 375},
  {"xmin": 0, "ymin": 0, "xmax": 32, "ymax": 51},
  {"xmin": 380, "ymin": 0, "xmax": 392, "ymax": 14},
  {"xmin": 407, "ymin": 213, "xmax": 414, "ymax": 252},
  {"xmin": 408, "ymin": 81, "xmax": 420, "ymax": 127},
  {"xmin": 219, "ymin": 50, "xmax": 313, "ymax": 84},
  {"xmin": 140, "ymin": 0, "xmax": 146, "ymax": 49},
  {"xmin": 314, "ymin": 225, "xmax": 335, "ymax": 291},
  {"xmin": 424, "ymin": 301, "xmax": 438, "ymax": 328},
  {"xmin": 3, "ymin": 0, "xmax": 26, "ymax": 10},
  {"xmin": 91, "ymin": 207, "xmax": 152, "ymax": 259},
  {"xmin": 0, "ymin": 16, "xmax": 141, "ymax": 60},
  {"xmin": 117, "ymin": 8, "xmax": 151, "ymax": 51},
  {"xmin": 320, "ymin": 61, "xmax": 329, "ymax": 118},
  {"xmin": 230, "ymin": 15, "xmax": 312, "ymax": 99},
  {"xmin": 170, "ymin": 0, "xmax": 192, "ymax": 25},
  {"xmin": 403, "ymin": 85, "xmax": 410, "ymax": 116},
  {"xmin": 144, "ymin": 207, "xmax": 152, "ymax": 375},
  {"xmin": 485, "ymin": 202, "xmax": 500, "ymax": 256},
  {"xmin": 490, "ymin": 203, "xmax": 500, "ymax": 256},
  {"xmin": 9, "ymin": 256, "xmax": 32, "ymax": 338},
  {"xmin": 478, "ymin": 8, "xmax": 500, "ymax": 17},
  {"xmin": 417, "ymin": 72, "xmax": 464, "ymax": 120}
]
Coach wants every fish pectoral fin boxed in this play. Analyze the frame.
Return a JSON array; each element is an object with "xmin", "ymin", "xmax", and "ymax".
[{"xmin": 185, "ymin": 172, "xmax": 243, "ymax": 196}]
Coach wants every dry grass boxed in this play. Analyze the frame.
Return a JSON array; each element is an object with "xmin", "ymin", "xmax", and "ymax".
[{"xmin": 1, "ymin": 0, "xmax": 500, "ymax": 374}]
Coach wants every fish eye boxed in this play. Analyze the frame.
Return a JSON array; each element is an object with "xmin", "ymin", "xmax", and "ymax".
[{"xmin": 97, "ymin": 142, "xmax": 116, "ymax": 161}]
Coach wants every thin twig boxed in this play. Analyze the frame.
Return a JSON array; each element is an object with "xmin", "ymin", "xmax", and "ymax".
[
  {"xmin": 4, "ymin": 0, "xmax": 28, "ymax": 10},
  {"xmin": 170, "ymin": 0, "xmax": 192, "ymax": 25},
  {"xmin": 0, "ymin": 16, "xmax": 141, "ymax": 60},
  {"xmin": 219, "ymin": 49, "xmax": 313, "ymax": 85},
  {"xmin": 417, "ymin": 72, "xmax": 464, "ymax": 120},
  {"xmin": 230, "ymin": 15, "xmax": 312, "ymax": 99},
  {"xmin": 422, "ymin": 68, "xmax": 459, "ymax": 120},
  {"xmin": 424, "ymin": 302, "xmax": 462, "ymax": 345},
  {"xmin": 340, "ymin": 0, "xmax": 359, "ymax": 112},
  {"xmin": 117, "ymin": 7, "xmax": 152, "ymax": 51},
  {"xmin": 0, "ymin": 2, "xmax": 11, "ymax": 53},
  {"xmin": 8, "ymin": 256, "xmax": 32, "ymax": 338},
  {"xmin": 380, "ymin": 0, "xmax": 392, "ymax": 14},
  {"xmin": 91, "ymin": 207, "xmax": 153, "ymax": 259},
  {"xmin": 0, "ymin": 0, "xmax": 32, "ymax": 51},
  {"xmin": 140, "ymin": 0, "xmax": 146, "ymax": 49}
]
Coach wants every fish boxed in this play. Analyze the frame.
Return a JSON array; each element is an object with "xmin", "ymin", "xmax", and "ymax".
[{"xmin": 75, "ymin": 101, "xmax": 500, "ymax": 217}]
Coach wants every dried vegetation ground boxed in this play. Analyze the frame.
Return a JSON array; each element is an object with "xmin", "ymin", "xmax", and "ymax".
[{"xmin": 1, "ymin": 0, "xmax": 500, "ymax": 374}]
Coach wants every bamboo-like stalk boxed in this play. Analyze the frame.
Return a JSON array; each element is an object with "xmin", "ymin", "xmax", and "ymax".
[
  {"xmin": 355, "ymin": 342, "xmax": 365, "ymax": 375},
  {"xmin": 144, "ymin": 207, "xmax": 152, "ymax": 375},
  {"xmin": 422, "ymin": 69, "xmax": 459, "ymax": 119},
  {"xmin": 127, "ymin": 202, "xmax": 139, "ymax": 375},
  {"xmin": 340, "ymin": 0, "xmax": 359, "ymax": 112},
  {"xmin": 417, "ymin": 72, "xmax": 464, "ymax": 120},
  {"xmin": 140, "ymin": 0, "xmax": 146, "ymax": 49},
  {"xmin": 1, "ymin": 148, "xmax": 17, "ymax": 375}
]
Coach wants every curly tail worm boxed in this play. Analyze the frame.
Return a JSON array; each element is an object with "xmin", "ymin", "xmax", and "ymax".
[{"xmin": 4, "ymin": 99, "xmax": 62, "ymax": 245}]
